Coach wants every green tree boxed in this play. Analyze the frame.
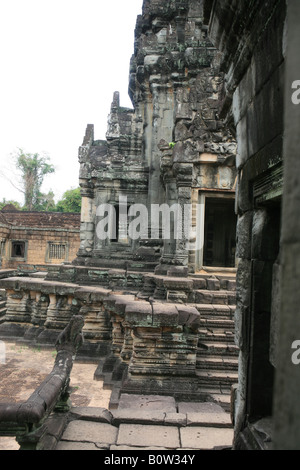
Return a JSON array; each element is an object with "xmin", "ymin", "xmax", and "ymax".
[
  {"xmin": 56, "ymin": 188, "xmax": 81, "ymax": 213},
  {"xmin": 15, "ymin": 149, "xmax": 55, "ymax": 211},
  {"xmin": 34, "ymin": 190, "xmax": 56, "ymax": 212}
]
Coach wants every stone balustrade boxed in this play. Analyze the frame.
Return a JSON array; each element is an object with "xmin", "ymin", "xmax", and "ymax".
[
  {"xmin": 0, "ymin": 315, "xmax": 84, "ymax": 450},
  {"xmin": 0, "ymin": 276, "xmax": 203, "ymax": 403}
]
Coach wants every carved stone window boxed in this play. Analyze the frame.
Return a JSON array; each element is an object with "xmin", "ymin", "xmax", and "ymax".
[{"xmin": 48, "ymin": 243, "xmax": 67, "ymax": 260}]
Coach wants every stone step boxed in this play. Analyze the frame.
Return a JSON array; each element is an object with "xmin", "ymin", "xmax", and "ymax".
[
  {"xmin": 197, "ymin": 356, "xmax": 239, "ymax": 371},
  {"xmin": 194, "ymin": 290, "xmax": 236, "ymax": 305},
  {"xmin": 197, "ymin": 341, "xmax": 239, "ymax": 356},
  {"xmin": 209, "ymin": 394, "xmax": 232, "ymax": 412},
  {"xmin": 200, "ymin": 318, "xmax": 235, "ymax": 329},
  {"xmin": 194, "ymin": 304, "xmax": 235, "ymax": 319},
  {"xmin": 195, "ymin": 369, "xmax": 238, "ymax": 386},
  {"xmin": 198, "ymin": 328, "xmax": 235, "ymax": 343}
]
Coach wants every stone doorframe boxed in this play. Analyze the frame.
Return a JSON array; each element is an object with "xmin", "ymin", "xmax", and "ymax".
[{"xmin": 194, "ymin": 190, "xmax": 236, "ymax": 272}]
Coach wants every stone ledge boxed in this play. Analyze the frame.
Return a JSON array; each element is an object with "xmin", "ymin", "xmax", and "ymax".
[{"xmin": 69, "ymin": 407, "xmax": 113, "ymax": 424}]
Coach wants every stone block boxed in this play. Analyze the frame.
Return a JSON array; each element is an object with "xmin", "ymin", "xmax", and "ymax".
[
  {"xmin": 125, "ymin": 301, "xmax": 153, "ymax": 326},
  {"xmin": 176, "ymin": 305, "xmax": 200, "ymax": 329},
  {"xmin": 207, "ymin": 278, "xmax": 220, "ymax": 291},
  {"xmin": 186, "ymin": 412, "xmax": 232, "ymax": 428},
  {"xmin": 118, "ymin": 394, "xmax": 177, "ymax": 413},
  {"xmin": 178, "ymin": 402, "xmax": 226, "ymax": 414},
  {"xmin": 112, "ymin": 410, "xmax": 165, "ymax": 426},
  {"xmin": 152, "ymin": 303, "xmax": 179, "ymax": 326},
  {"xmin": 69, "ymin": 407, "xmax": 113, "ymax": 424},
  {"xmin": 180, "ymin": 426, "xmax": 234, "ymax": 450},
  {"xmin": 117, "ymin": 424, "xmax": 180, "ymax": 449},
  {"xmin": 60, "ymin": 421, "xmax": 118, "ymax": 446},
  {"xmin": 192, "ymin": 278, "xmax": 207, "ymax": 290},
  {"xmin": 236, "ymin": 211, "xmax": 253, "ymax": 259},
  {"xmin": 56, "ymin": 442, "xmax": 103, "ymax": 450}
]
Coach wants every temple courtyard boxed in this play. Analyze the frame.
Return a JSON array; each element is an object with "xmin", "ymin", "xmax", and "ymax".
[{"xmin": 0, "ymin": 341, "xmax": 234, "ymax": 451}]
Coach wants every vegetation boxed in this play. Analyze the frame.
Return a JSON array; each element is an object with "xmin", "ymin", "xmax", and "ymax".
[
  {"xmin": 15, "ymin": 149, "xmax": 55, "ymax": 211},
  {"xmin": 56, "ymin": 188, "xmax": 81, "ymax": 213},
  {"xmin": 0, "ymin": 149, "xmax": 81, "ymax": 213}
]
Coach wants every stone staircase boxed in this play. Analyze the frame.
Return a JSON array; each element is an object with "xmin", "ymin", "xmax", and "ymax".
[
  {"xmin": 196, "ymin": 303, "xmax": 238, "ymax": 409},
  {"xmin": 0, "ymin": 265, "xmax": 238, "ymax": 411},
  {"xmin": 137, "ymin": 271, "xmax": 239, "ymax": 409}
]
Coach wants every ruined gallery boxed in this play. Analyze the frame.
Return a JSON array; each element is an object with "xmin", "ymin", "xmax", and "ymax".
[{"xmin": 0, "ymin": 0, "xmax": 299, "ymax": 451}]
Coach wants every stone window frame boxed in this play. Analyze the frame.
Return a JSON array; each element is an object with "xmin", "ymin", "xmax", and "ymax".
[
  {"xmin": 195, "ymin": 190, "xmax": 236, "ymax": 271},
  {"xmin": 10, "ymin": 240, "xmax": 28, "ymax": 261},
  {"xmin": 46, "ymin": 242, "xmax": 69, "ymax": 263},
  {"xmin": 108, "ymin": 200, "xmax": 131, "ymax": 246},
  {"xmin": 0, "ymin": 239, "xmax": 6, "ymax": 257}
]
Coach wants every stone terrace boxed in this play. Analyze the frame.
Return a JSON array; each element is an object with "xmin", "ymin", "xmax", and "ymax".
[
  {"xmin": 0, "ymin": 266, "xmax": 238, "ymax": 411},
  {"xmin": 46, "ymin": 395, "xmax": 234, "ymax": 451}
]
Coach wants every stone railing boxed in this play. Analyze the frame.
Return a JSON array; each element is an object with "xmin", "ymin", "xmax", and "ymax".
[
  {"xmin": 0, "ymin": 315, "xmax": 84, "ymax": 450},
  {"xmin": 0, "ymin": 276, "xmax": 204, "ymax": 404}
]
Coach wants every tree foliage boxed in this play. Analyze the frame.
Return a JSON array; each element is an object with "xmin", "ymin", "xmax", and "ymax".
[
  {"xmin": 56, "ymin": 188, "xmax": 81, "ymax": 213},
  {"xmin": 15, "ymin": 149, "xmax": 55, "ymax": 211},
  {"xmin": 1, "ymin": 149, "xmax": 81, "ymax": 213}
]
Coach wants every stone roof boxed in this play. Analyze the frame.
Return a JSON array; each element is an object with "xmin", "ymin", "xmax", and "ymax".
[
  {"xmin": 0, "ymin": 210, "xmax": 80, "ymax": 230},
  {"xmin": 1, "ymin": 204, "xmax": 19, "ymax": 212},
  {"xmin": 0, "ymin": 212, "xmax": 9, "ymax": 226}
]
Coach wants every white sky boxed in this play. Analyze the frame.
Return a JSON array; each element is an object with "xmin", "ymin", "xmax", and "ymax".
[{"xmin": 0, "ymin": 0, "xmax": 143, "ymax": 205}]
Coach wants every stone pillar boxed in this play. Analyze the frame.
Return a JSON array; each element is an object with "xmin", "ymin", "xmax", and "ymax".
[
  {"xmin": 77, "ymin": 192, "xmax": 95, "ymax": 259},
  {"xmin": 122, "ymin": 301, "xmax": 201, "ymax": 395},
  {"xmin": 194, "ymin": 192, "xmax": 205, "ymax": 271},
  {"xmin": 174, "ymin": 163, "xmax": 193, "ymax": 268},
  {"xmin": 5, "ymin": 290, "xmax": 30, "ymax": 323}
]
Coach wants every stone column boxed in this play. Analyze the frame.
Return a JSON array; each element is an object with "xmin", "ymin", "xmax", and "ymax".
[
  {"xmin": 77, "ymin": 191, "xmax": 95, "ymax": 259},
  {"xmin": 194, "ymin": 192, "xmax": 205, "ymax": 272},
  {"xmin": 174, "ymin": 163, "xmax": 193, "ymax": 268}
]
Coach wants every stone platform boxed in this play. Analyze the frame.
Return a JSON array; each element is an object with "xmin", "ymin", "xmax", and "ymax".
[{"xmin": 53, "ymin": 395, "xmax": 234, "ymax": 451}]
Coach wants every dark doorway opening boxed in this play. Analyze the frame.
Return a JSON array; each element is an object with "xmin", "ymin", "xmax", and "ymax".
[
  {"xmin": 111, "ymin": 205, "xmax": 120, "ymax": 243},
  {"xmin": 203, "ymin": 198, "xmax": 237, "ymax": 267},
  {"xmin": 11, "ymin": 241, "xmax": 25, "ymax": 258}
]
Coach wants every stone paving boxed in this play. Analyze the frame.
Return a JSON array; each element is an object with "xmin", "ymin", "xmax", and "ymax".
[
  {"xmin": 0, "ymin": 343, "xmax": 234, "ymax": 451},
  {"xmin": 55, "ymin": 395, "xmax": 234, "ymax": 451}
]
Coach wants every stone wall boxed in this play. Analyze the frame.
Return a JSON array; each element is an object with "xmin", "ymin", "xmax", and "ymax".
[
  {"xmin": 75, "ymin": 0, "xmax": 237, "ymax": 274},
  {"xmin": 204, "ymin": 0, "xmax": 287, "ymax": 450},
  {"xmin": 0, "ymin": 0, "xmax": 240, "ymax": 413},
  {"xmin": 0, "ymin": 210, "xmax": 80, "ymax": 269}
]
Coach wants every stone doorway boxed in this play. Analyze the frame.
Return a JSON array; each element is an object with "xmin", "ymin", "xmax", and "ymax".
[{"xmin": 203, "ymin": 197, "xmax": 237, "ymax": 269}]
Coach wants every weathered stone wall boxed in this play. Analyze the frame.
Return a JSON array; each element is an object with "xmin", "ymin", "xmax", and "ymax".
[
  {"xmin": 75, "ymin": 0, "xmax": 236, "ymax": 274},
  {"xmin": 272, "ymin": 0, "xmax": 300, "ymax": 451},
  {"xmin": 0, "ymin": 211, "xmax": 80, "ymax": 269},
  {"xmin": 204, "ymin": 0, "xmax": 287, "ymax": 450}
]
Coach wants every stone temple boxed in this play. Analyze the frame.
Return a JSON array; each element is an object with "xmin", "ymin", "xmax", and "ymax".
[{"xmin": 0, "ymin": 0, "xmax": 300, "ymax": 451}]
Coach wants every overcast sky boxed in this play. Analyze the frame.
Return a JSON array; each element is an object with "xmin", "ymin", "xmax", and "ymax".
[{"xmin": 0, "ymin": 0, "xmax": 143, "ymax": 205}]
